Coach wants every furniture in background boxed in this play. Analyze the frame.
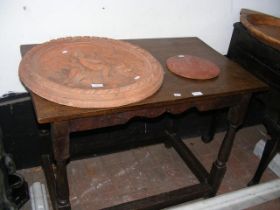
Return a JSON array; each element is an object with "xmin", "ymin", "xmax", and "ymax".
[{"xmin": 227, "ymin": 22, "xmax": 280, "ymax": 185}]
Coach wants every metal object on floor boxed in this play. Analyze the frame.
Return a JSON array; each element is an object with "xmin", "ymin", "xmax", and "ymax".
[
  {"xmin": 168, "ymin": 179, "xmax": 280, "ymax": 210},
  {"xmin": 29, "ymin": 182, "xmax": 49, "ymax": 210}
]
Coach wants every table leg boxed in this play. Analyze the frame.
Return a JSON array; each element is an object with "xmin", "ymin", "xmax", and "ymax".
[
  {"xmin": 248, "ymin": 115, "xmax": 280, "ymax": 186},
  {"xmin": 51, "ymin": 121, "xmax": 71, "ymax": 209},
  {"xmin": 208, "ymin": 94, "xmax": 251, "ymax": 196},
  {"xmin": 201, "ymin": 111, "xmax": 217, "ymax": 143},
  {"xmin": 248, "ymin": 138, "xmax": 279, "ymax": 186}
]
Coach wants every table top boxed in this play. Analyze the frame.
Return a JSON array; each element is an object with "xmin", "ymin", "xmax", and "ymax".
[{"xmin": 21, "ymin": 37, "xmax": 268, "ymax": 124}]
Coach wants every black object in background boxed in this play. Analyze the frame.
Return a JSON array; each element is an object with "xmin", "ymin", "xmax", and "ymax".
[{"xmin": 0, "ymin": 126, "xmax": 29, "ymax": 209}]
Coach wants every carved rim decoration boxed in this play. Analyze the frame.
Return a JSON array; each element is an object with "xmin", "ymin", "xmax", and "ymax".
[
  {"xmin": 19, "ymin": 37, "xmax": 164, "ymax": 108},
  {"xmin": 166, "ymin": 54, "xmax": 220, "ymax": 80},
  {"xmin": 240, "ymin": 9, "xmax": 280, "ymax": 51}
]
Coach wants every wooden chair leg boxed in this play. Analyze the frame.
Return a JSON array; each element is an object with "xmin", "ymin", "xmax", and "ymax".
[
  {"xmin": 248, "ymin": 115, "xmax": 280, "ymax": 186},
  {"xmin": 248, "ymin": 138, "xmax": 279, "ymax": 186}
]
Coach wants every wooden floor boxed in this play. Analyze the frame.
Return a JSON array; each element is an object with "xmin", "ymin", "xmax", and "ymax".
[{"xmin": 19, "ymin": 125, "xmax": 279, "ymax": 210}]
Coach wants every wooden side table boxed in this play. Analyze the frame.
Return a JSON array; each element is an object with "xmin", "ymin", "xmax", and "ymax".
[{"xmin": 22, "ymin": 37, "xmax": 268, "ymax": 210}]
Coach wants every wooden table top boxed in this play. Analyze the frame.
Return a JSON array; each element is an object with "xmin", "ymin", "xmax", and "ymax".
[{"xmin": 22, "ymin": 37, "xmax": 268, "ymax": 124}]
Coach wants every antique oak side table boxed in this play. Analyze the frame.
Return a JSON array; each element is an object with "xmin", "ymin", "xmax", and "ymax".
[{"xmin": 22, "ymin": 38, "xmax": 267, "ymax": 210}]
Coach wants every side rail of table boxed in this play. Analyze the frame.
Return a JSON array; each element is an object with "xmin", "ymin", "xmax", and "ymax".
[{"xmin": 42, "ymin": 93, "xmax": 251, "ymax": 210}]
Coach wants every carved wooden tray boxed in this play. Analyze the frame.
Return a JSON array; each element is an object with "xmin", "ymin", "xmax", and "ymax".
[
  {"xmin": 166, "ymin": 55, "xmax": 220, "ymax": 80},
  {"xmin": 241, "ymin": 9, "xmax": 280, "ymax": 51},
  {"xmin": 19, "ymin": 37, "xmax": 164, "ymax": 108}
]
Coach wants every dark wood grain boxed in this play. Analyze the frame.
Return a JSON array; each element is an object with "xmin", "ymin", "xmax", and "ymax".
[
  {"xmin": 102, "ymin": 183, "xmax": 211, "ymax": 210},
  {"xmin": 69, "ymin": 94, "xmax": 243, "ymax": 132},
  {"xmin": 165, "ymin": 131, "xmax": 209, "ymax": 183},
  {"xmin": 22, "ymin": 37, "xmax": 267, "ymax": 124},
  {"xmin": 22, "ymin": 37, "xmax": 269, "ymax": 210}
]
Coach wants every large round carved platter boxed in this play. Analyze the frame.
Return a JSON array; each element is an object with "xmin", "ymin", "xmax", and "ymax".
[{"xmin": 19, "ymin": 37, "xmax": 164, "ymax": 108}]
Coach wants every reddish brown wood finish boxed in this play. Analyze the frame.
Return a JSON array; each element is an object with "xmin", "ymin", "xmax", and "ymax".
[
  {"xmin": 166, "ymin": 54, "xmax": 220, "ymax": 80},
  {"xmin": 24, "ymin": 37, "xmax": 268, "ymax": 210},
  {"xmin": 28, "ymin": 38, "xmax": 266, "ymax": 124},
  {"xmin": 19, "ymin": 37, "xmax": 164, "ymax": 108},
  {"xmin": 240, "ymin": 9, "xmax": 280, "ymax": 51}
]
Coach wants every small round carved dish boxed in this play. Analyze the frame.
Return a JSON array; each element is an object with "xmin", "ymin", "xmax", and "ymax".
[
  {"xmin": 166, "ymin": 55, "xmax": 220, "ymax": 80},
  {"xmin": 19, "ymin": 37, "xmax": 164, "ymax": 108}
]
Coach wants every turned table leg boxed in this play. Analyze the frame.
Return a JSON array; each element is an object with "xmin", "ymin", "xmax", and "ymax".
[
  {"xmin": 51, "ymin": 121, "xmax": 71, "ymax": 209},
  {"xmin": 208, "ymin": 94, "xmax": 251, "ymax": 196}
]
